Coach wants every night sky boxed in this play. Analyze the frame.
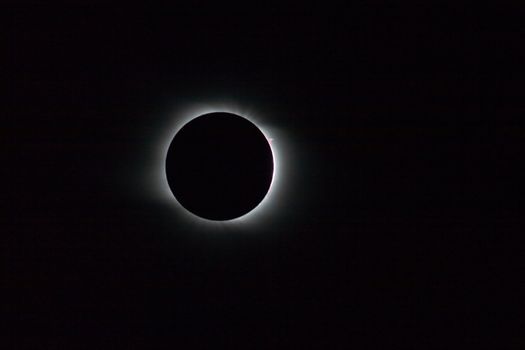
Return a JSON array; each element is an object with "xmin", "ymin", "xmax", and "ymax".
[{"xmin": 5, "ymin": 5, "xmax": 523, "ymax": 348}]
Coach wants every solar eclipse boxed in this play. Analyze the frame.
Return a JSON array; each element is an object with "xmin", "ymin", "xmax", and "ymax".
[
  {"xmin": 140, "ymin": 100, "xmax": 291, "ymax": 229},
  {"xmin": 165, "ymin": 112, "xmax": 274, "ymax": 221}
]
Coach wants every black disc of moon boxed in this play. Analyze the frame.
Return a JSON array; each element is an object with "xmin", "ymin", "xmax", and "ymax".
[{"xmin": 165, "ymin": 112, "xmax": 274, "ymax": 221}]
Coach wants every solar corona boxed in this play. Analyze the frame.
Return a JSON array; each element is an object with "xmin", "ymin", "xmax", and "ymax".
[{"xmin": 150, "ymin": 103, "xmax": 286, "ymax": 227}]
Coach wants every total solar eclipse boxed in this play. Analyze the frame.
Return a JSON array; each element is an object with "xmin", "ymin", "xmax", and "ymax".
[{"xmin": 165, "ymin": 112, "xmax": 274, "ymax": 221}]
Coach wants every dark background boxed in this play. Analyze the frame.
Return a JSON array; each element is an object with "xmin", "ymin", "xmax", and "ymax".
[{"xmin": 4, "ymin": 4, "xmax": 523, "ymax": 348}]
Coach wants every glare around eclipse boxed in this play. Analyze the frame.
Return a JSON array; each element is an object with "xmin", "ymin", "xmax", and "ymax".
[{"xmin": 146, "ymin": 101, "xmax": 288, "ymax": 229}]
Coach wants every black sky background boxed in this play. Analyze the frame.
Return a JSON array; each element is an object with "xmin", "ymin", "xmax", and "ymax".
[{"xmin": 5, "ymin": 4, "xmax": 524, "ymax": 348}]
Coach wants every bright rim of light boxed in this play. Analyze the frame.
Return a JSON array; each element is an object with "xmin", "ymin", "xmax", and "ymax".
[{"xmin": 148, "ymin": 101, "xmax": 286, "ymax": 228}]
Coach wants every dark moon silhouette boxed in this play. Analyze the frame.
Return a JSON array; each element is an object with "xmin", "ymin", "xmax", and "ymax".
[{"xmin": 165, "ymin": 112, "xmax": 274, "ymax": 221}]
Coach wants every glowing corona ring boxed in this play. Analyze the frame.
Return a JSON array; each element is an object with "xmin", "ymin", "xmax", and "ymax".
[{"xmin": 148, "ymin": 101, "xmax": 286, "ymax": 229}]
